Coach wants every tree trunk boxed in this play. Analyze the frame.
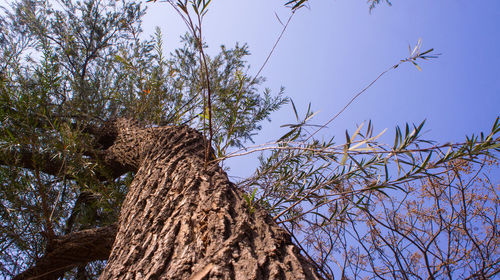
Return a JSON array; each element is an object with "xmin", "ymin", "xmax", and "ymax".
[{"xmin": 99, "ymin": 120, "xmax": 322, "ymax": 279}]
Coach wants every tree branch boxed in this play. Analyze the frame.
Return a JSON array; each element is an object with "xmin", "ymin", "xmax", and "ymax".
[
  {"xmin": 13, "ymin": 224, "xmax": 117, "ymax": 280},
  {"xmin": 0, "ymin": 148, "xmax": 68, "ymax": 177},
  {"xmin": 0, "ymin": 118, "xmax": 134, "ymax": 180}
]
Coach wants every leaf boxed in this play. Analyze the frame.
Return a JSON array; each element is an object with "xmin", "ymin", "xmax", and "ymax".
[
  {"xmin": 277, "ymin": 127, "xmax": 298, "ymax": 142},
  {"xmin": 419, "ymin": 48, "xmax": 434, "ymax": 56},
  {"xmin": 351, "ymin": 122, "xmax": 364, "ymax": 142},
  {"xmin": 243, "ymin": 193, "xmax": 251, "ymax": 205},
  {"xmin": 412, "ymin": 61, "xmax": 422, "ymax": 71},
  {"xmin": 274, "ymin": 12, "xmax": 284, "ymax": 26},
  {"xmin": 291, "ymin": 99, "xmax": 299, "ymax": 120},
  {"xmin": 411, "ymin": 38, "xmax": 422, "ymax": 56},
  {"xmin": 285, "ymin": 0, "xmax": 307, "ymax": 10},
  {"xmin": 340, "ymin": 145, "xmax": 348, "ymax": 165},
  {"xmin": 250, "ymin": 187, "xmax": 258, "ymax": 202},
  {"xmin": 114, "ymin": 55, "xmax": 128, "ymax": 65},
  {"xmin": 304, "ymin": 110, "xmax": 320, "ymax": 123}
]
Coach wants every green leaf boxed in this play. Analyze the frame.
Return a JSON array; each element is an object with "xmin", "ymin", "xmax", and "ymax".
[{"xmin": 250, "ymin": 187, "xmax": 258, "ymax": 202}]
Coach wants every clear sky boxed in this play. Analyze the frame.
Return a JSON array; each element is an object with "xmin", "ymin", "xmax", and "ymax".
[{"xmin": 141, "ymin": 0, "xmax": 500, "ymax": 178}]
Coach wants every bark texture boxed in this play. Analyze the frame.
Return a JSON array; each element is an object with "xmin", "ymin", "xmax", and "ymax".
[
  {"xmin": 10, "ymin": 119, "xmax": 322, "ymax": 279},
  {"xmin": 98, "ymin": 120, "xmax": 322, "ymax": 279},
  {"xmin": 13, "ymin": 224, "xmax": 116, "ymax": 280}
]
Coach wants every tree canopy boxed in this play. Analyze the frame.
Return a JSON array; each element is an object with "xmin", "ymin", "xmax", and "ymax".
[{"xmin": 0, "ymin": 0, "xmax": 498, "ymax": 279}]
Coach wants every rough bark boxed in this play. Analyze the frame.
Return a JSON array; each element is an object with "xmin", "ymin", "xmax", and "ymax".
[
  {"xmin": 98, "ymin": 120, "xmax": 322, "ymax": 279},
  {"xmin": 13, "ymin": 224, "xmax": 116, "ymax": 280},
  {"xmin": 11, "ymin": 119, "xmax": 322, "ymax": 279}
]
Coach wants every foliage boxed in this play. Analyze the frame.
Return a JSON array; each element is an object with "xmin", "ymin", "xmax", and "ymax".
[
  {"xmin": 284, "ymin": 0, "xmax": 392, "ymax": 11},
  {"xmin": 0, "ymin": 0, "xmax": 498, "ymax": 279},
  {"xmin": 238, "ymin": 115, "xmax": 499, "ymax": 278},
  {"xmin": 0, "ymin": 0, "xmax": 284, "ymax": 277},
  {"xmin": 166, "ymin": 33, "xmax": 286, "ymax": 155}
]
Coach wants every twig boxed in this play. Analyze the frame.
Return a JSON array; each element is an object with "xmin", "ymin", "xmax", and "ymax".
[
  {"xmin": 252, "ymin": 12, "xmax": 295, "ymax": 84},
  {"xmin": 304, "ymin": 63, "xmax": 397, "ymax": 142}
]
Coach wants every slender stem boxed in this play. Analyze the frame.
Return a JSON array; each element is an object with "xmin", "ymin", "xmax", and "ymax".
[
  {"xmin": 305, "ymin": 63, "xmax": 398, "ymax": 142},
  {"xmin": 252, "ymin": 12, "xmax": 294, "ymax": 84}
]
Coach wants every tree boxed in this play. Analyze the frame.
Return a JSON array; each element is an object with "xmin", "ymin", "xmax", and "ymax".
[
  {"xmin": 0, "ymin": 0, "xmax": 498, "ymax": 279},
  {"xmin": 0, "ymin": 0, "xmax": 311, "ymax": 278}
]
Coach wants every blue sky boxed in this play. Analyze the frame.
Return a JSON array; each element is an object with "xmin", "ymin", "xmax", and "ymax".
[{"xmin": 142, "ymin": 0, "xmax": 500, "ymax": 177}]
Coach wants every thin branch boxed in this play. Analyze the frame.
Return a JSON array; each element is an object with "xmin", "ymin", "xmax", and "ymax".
[
  {"xmin": 0, "ymin": 148, "xmax": 69, "ymax": 178},
  {"xmin": 217, "ymin": 140, "xmax": 494, "ymax": 162},
  {"xmin": 252, "ymin": 12, "xmax": 294, "ymax": 84},
  {"xmin": 304, "ymin": 64, "xmax": 397, "ymax": 142}
]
